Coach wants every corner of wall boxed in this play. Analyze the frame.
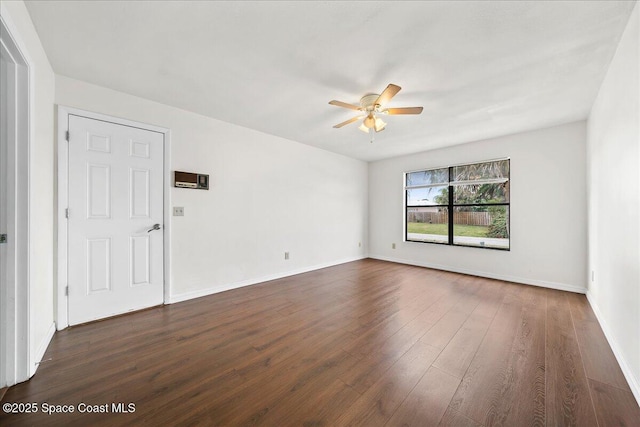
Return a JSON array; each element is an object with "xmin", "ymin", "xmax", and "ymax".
[
  {"xmin": 586, "ymin": 291, "xmax": 640, "ymax": 404},
  {"xmin": 30, "ymin": 322, "xmax": 55, "ymax": 377}
]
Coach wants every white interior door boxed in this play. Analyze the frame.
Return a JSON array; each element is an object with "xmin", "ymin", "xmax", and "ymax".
[{"xmin": 68, "ymin": 115, "xmax": 164, "ymax": 325}]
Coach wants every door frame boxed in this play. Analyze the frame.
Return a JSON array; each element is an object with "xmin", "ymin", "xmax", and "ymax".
[
  {"xmin": 56, "ymin": 106, "xmax": 171, "ymax": 330},
  {"xmin": 0, "ymin": 13, "xmax": 31, "ymax": 386}
]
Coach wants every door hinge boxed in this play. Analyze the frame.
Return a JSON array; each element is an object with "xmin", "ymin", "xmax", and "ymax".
[
  {"xmin": 65, "ymin": 286, "xmax": 69, "ymax": 296},
  {"xmin": 65, "ymin": 130, "xmax": 70, "ymax": 141},
  {"xmin": 65, "ymin": 208, "xmax": 69, "ymax": 219},
  {"xmin": 0, "ymin": 234, "xmax": 7, "ymax": 244}
]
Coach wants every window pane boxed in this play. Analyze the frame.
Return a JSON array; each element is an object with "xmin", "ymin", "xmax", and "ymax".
[
  {"xmin": 452, "ymin": 206, "xmax": 509, "ymax": 249},
  {"xmin": 406, "ymin": 168, "xmax": 448, "ymax": 187},
  {"xmin": 452, "ymin": 160, "xmax": 509, "ymax": 182},
  {"xmin": 406, "ymin": 207, "xmax": 449, "ymax": 243},
  {"xmin": 453, "ymin": 182, "xmax": 508, "ymax": 204},
  {"xmin": 406, "ymin": 186, "xmax": 448, "ymax": 206}
]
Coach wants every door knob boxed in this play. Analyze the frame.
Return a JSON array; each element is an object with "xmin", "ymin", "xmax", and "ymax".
[{"xmin": 147, "ymin": 223, "xmax": 161, "ymax": 233}]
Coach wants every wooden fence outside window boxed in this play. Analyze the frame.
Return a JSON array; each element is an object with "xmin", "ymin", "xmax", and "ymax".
[{"xmin": 407, "ymin": 211, "xmax": 494, "ymax": 226}]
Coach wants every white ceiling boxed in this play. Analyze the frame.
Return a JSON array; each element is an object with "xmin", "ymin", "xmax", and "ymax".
[{"xmin": 25, "ymin": 1, "xmax": 636, "ymax": 161}]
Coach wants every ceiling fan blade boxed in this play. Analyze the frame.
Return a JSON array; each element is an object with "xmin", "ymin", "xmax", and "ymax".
[
  {"xmin": 374, "ymin": 84, "xmax": 401, "ymax": 106},
  {"xmin": 333, "ymin": 116, "xmax": 364, "ymax": 128},
  {"xmin": 384, "ymin": 107, "xmax": 424, "ymax": 115},
  {"xmin": 329, "ymin": 100, "xmax": 361, "ymax": 111}
]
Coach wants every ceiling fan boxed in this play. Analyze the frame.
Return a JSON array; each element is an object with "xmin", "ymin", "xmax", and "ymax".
[{"xmin": 329, "ymin": 84, "xmax": 423, "ymax": 137}]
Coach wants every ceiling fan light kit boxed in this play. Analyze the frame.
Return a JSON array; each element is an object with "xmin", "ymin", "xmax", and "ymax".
[
  {"xmin": 329, "ymin": 83, "xmax": 423, "ymax": 142},
  {"xmin": 374, "ymin": 117, "xmax": 386, "ymax": 132},
  {"xmin": 363, "ymin": 113, "xmax": 376, "ymax": 129}
]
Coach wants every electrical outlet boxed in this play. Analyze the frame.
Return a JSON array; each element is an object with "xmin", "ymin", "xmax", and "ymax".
[
  {"xmin": 359, "ymin": 242, "xmax": 362, "ymax": 247},
  {"xmin": 392, "ymin": 243, "xmax": 396, "ymax": 249},
  {"xmin": 284, "ymin": 252, "xmax": 289, "ymax": 260},
  {"xmin": 591, "ymin": 271, "xmax": 595, "ymax": 282},
  {"xmin": 173, "ymin": 207, "xmax": 184, "ymax": 216}
]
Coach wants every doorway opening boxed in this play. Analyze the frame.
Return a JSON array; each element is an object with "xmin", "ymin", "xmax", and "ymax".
[{"xmin": 1, "ymin": 15, "xmax": 31, "ymax": 388}]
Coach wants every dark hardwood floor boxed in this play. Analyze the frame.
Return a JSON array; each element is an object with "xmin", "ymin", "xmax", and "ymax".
[{"xmin": 1, "ymin": 259, "xmax": 638, "ymax": 426}]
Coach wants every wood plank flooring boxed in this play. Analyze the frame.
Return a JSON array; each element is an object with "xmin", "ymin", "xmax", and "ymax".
[{"xmin": 1, "ymin": 259, "xmax": 638, "ymax": 426}]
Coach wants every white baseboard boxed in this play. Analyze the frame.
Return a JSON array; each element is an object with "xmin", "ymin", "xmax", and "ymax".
[
  {"xmin": 368, "ymin": 254, "xmax": 587, "ymax": 294},
  {"xmin": 586, "ymin": 291, "xmax": 640, "ymax": 405},
  {"xmin": 167, "ymin": 256, "xmax": 366, "ymax": 304},
  {"xmin": 30, "ymin": 322, "xmax": 56, "ymax": 377}
]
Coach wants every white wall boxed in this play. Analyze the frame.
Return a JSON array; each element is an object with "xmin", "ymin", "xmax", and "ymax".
[
  {"xmin": 1, "ymin": 0, "xmax": 56, "ymax": 378},
  {"xmin": 369, "ymin": 121, "xmax": 587, "ymax": 292},
  {"xmin": 587, "ymin": 3, "xmax": 639, "ymax": 402},
  {"xmin": 55, "ymin": 75, "xmax": 368, "ymax": 302}
]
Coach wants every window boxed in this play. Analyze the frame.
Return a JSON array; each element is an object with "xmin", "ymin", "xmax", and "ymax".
[{"xmin": 405, "ymin": 159, "xmax": 510, "ymax": 250}]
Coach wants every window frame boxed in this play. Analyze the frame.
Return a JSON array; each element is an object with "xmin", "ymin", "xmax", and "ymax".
[{"xmin": 404, "ymin": 158, "xmax": 510, "ymax": 251}]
